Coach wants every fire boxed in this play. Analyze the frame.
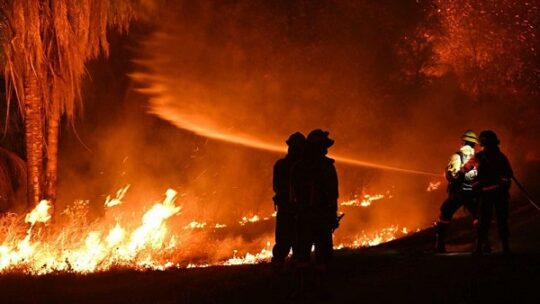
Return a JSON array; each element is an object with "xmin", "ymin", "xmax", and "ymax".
[
  {"xmin": 25, "ymin": 200, "xmax": 52, "ymax": 226},
  {"xmin": 340, "ymin": 192, "xmax": 388, "ymax": 207},
  {"xmin": 184, "ymin": 221, "xmax": 207, "ymax": 230},
  {"xmin": 104, "ymin": 184, "xmax": 131, "ymax": 207},
  {"xmin": 427, "ymin": 181, "xmax": 442, "ymax": 192},
  {"xmin": 335, "ymin": 225, "xmax": 411, "ymax": 249},
  {"xmin": 105, "ymin": 223, "xmax": 125, "ymax": 246},
  {"xmin": 223, "ymin": 242, "xmax": 273, "ymax": 266},
  {"xmin": 126, "ymin": 189, "xmax": 181, "ymax": 254},
  {"xmin": 238, "ymin": 215, "xmax": 261, "ymax": 226},
  {"xmin": 0, "ymin": 188, "xmax": 182, "ymax": 274},
  {"xmin": 0, "ymin": 185, "xmax": 420, "ymax": 274}
]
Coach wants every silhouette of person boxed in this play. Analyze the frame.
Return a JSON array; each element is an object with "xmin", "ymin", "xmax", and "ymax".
[
  {"xmin": 468, "ymin": 130, "xmax": 513, "ymax": 254},
  {"xmin": 271, "ymin": 132, "xmax": 306, "ymax": 269},
  {"xmin": 290, "ymin": 129, "xmax": 339, "ymax": 296}
]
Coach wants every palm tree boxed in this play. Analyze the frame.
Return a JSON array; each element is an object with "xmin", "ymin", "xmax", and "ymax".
[{"xmin": 0, "ymin": 0, "xmax": 143, "ymax": 211}]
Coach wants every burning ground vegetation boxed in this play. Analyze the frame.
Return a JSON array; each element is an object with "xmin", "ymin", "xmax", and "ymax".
[{"xmin": 0, "ymin": 182, "xmax": 445, "ymax": 275}]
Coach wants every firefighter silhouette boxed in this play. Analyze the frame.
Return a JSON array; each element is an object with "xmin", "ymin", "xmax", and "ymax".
[
  {"xmin": 271, "ymin": 132, "xmax": 306, "ymax": 268},
  {"xmin": 468, "ymin": 130, "xmax": 513, "ymax": 254},
  {"xmin": 290, "ymin": 129, "xmax": 339, "ymax": 296}
]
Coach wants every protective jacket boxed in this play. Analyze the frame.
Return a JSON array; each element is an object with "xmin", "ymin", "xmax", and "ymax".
[
  {"xmin": 290, "ymin": 156, "xmax": 338, "ymax": 215},
  {"xmin": 470, "ymin": 147, "xmax": 513, "ymax": 192},
  {"xmin": 272, "ymin": 156, "xmax": 298, "ymax": 212},
  {"xmin": 290, "ymin": 154, "xmax": 338, "ymax": 267},
  {"xmin": 469, "ymin": 145, "xmax": 513, "ymax": 254},
  {"xmin": 446, "ymin": 145, "xmax": 477, "ymax": 192}
]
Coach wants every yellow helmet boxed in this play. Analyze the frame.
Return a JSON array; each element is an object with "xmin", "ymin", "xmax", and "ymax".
[{"xmin": 462, "ymin": 130, "xmax": 478, "ymax": 144}]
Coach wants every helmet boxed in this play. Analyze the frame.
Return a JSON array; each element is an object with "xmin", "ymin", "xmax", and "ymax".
[
  {"xmin": 307, "ymin": 129, "xmax": 334, "ymax": 148},
  {"xmin": 462, "ymin": 130, "xmax": 478, "ymax": 144},
  {"xmin": 285, "ymin": 132, "xmax": 306, "ymax": 147},
  {"xmin": 479, "ymin": 130, "xmax": 500, "ymax": 146}
]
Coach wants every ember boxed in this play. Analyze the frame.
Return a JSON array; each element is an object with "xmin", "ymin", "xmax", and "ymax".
[
  {"xmin": 239, "ymin": 215, "xmax": 261, "ymax": 226},
  {"xmin": 427, "ymin": 181, "xmax": 442, "ymax": 192},
  {"xmin": 341, "ymin": 191, "xmax": 391, "ymax": 207}
]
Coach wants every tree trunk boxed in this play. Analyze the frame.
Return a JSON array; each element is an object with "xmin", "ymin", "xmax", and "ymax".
[
  {"xmin": 23, "ymin": 69, "xmax": 44, "ymax": 208},
  {"xmin": 45, "ymin": 102, "xmax": 60, "ymax": 212}
]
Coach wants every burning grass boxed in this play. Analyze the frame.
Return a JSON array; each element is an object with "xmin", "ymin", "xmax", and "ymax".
[{"xmin": 0, "ymin": 185, "xmax": 429, "ymax": 275}]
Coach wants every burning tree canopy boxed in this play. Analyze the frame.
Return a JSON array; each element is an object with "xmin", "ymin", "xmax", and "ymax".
[{"xmin": 401, "ymin": 0, "xmax": 540, "ymax": 98}]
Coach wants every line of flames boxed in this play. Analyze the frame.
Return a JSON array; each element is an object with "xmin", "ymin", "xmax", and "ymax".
[{"xmin": 0, "ymin": 183, "xmax": 437, "ymax": 275}]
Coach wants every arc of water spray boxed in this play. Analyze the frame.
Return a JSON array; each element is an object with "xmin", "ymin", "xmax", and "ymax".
[{"xmin": 148, "ymin": 104, "xmax": 442, "ymax": 177}]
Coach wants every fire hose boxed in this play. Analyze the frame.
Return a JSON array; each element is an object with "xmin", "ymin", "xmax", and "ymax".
[{"xmin": 512, "ymin": 176, "xmax": 540, "ymax": 212}]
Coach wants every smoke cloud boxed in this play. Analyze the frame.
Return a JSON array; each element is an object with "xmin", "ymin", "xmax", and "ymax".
[{"xmin": 54, "ymin": 0, "xmax": 539, "ymax": 259}]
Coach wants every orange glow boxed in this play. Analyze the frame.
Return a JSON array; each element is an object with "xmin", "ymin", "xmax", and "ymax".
[
  {"xmin": 141, "ymin": 95, "xmax": 440, "ymax": 177},
  {"xmin": 341, "ymin": 193, "xmax": 387, "ymax": 208},
  {"xmin": 335, "ymin": 225, "xmax": 411, "ymax": 249},
  {"xmin": 0, "ymin": 185, "xmax": 419, "ymax": 274}
]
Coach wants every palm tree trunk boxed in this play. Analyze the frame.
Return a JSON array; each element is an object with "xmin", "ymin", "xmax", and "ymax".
[
  {"xmin": 23, "ymin": 69, "xmax": 44, "ymax": 207},
  {"xmin": 45, "ymin": 102, "xmax": 60, "ymax": 211}
]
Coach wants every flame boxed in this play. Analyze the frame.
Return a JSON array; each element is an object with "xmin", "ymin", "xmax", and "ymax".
[
  {"xmin": 105, "ymin": 223, "xmax": 125, "ymax": 247},
  {"xmin": 184, "ymin": 221, "xmax": 207, "ymax": 230},
  {"xmin": 340, "ymin": 192, "xmax": 388, "ymax": 207},
  {"xmin": 335, "ymin": 225, "xmax": 411, "ymax": 249},
  {"xmin": 0, "ymin": 185, "xmax": 420, "ymax": 274},
  {"xmin": 25, "ymin": 200, "xmax": 52, "ymax": 226},
  {"xmin": 223, "ymin": 242, "xmax": 273, "ymax": 266},
  {"xmin": 104, "ymin": 184, "xmax": 131, "ymax": 207},
  {"xmin": 0, "ymin": 188, "xmax": 182, "ymax": 274},
  {"xmin": 238, "ymin": 215, "xmax": 261, "ymax": 226},
  {"xmin": 427, "ymin": 181, "xmax": 442, "ymax": 192}
]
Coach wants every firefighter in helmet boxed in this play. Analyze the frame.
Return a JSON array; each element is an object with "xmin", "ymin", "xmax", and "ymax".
[
  {"xmin": 290, "ymin": 129, "xmax": 339, "ymax": 294},
  {"xmin": 435, "ymin": 130, "xmax": 480, "ymax": 253},
  {"xmin": 470, "ymin": 130, "xmax": 513, "ymax": 254},
  {"xmin": 271, "ymin": 132, "xmax": 306, "ymax": 268}
]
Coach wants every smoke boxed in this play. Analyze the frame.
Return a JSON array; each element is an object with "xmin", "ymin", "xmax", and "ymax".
[{"xmin": 54, "ymin": 0, "xmax": 539, "ymax": 260}]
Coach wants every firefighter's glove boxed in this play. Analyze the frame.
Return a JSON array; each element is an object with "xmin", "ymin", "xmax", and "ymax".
[{"xmin": 464, "ymin": 169, "xmax": 477, "ymax": 181}]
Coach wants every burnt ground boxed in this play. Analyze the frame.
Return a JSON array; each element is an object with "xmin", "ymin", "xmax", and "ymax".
[{"xmin": 1, "ymin": 197, "xmax": 539, "ymax": 304}]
